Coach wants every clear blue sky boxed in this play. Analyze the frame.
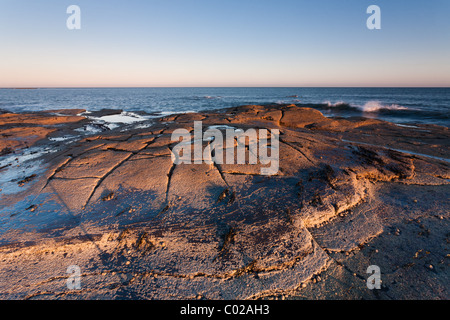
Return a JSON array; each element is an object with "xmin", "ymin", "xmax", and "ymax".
[{"xmin": 1, "ymin": 0, "xmax": 449, "ymax": 87}]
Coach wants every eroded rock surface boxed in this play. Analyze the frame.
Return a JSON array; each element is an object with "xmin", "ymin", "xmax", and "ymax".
[{"xmin": 0, "ymin": 104, "xmax": 448, "ymax": 300}]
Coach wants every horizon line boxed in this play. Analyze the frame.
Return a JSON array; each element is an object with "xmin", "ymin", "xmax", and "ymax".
[{"xmin": 1, "ymin": 86, "xmax": 450, "ymax": 89}]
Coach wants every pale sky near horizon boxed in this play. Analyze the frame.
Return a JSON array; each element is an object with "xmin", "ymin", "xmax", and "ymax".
[{"xmin": 0, "ymin": 0, "xmax": 449, "ymax": 87}]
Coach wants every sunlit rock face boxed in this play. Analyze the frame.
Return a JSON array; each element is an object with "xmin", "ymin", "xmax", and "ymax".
[{"xmin": 0, "ymin": 104, "xmax": 448, "ymax": 299}]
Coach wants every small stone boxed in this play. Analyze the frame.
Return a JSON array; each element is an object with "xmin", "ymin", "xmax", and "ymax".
[{"xmin": 125, "ymin": 261, "xmax": 131, "ymax": 265}]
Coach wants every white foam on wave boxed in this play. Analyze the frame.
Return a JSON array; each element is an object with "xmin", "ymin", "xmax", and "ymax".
[
  {"xmin": 359, "ymin": 101, "xmax": 408, "ymax": 112},
  {"xmin": 323, "ymin": 101, "xmax": 348, "ymax": 107},
  {"xmin": 322, "ymin": 100, "xmax": 409, "ymax": 113}
]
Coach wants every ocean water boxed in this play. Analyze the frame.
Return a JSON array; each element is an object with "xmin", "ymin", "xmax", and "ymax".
[{"xmin": 0, "ymin": 87, "xmax": 449, "ymax": 127}]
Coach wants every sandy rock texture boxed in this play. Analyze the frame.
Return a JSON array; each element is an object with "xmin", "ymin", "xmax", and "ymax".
[{"xmin": 0, "ymin": 104, "xmax": 448, "ymax": 299}]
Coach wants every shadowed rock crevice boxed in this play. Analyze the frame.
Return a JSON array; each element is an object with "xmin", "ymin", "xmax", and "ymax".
[{"xmin": 83, "ymin": 152, "xmax": 135, "ymax": 209}]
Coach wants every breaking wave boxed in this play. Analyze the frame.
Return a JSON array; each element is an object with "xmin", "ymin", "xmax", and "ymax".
[
  {"xmin": 359, "ymin": 101, "xmax": 409, "ymax": 112},
  {"xmin": 322, "ymin": 100, "xmax": 409, "ymax": 113},
  {"xmin": 312, "ymin": 99, "xmax": 449, "ymax": 127}
]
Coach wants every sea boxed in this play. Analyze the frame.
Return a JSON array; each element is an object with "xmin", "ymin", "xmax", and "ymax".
[{"xmin": 0, "ymin": 87, "xmax": 449, "ymax": 127}]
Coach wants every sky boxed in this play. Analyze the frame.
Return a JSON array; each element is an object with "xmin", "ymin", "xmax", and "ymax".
[{"xmin": 0, "ymin": 0, "xmax": 449, "ymax": 87}]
